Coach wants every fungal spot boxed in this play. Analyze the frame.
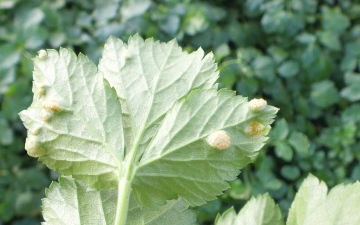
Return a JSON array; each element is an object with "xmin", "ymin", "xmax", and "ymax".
[
  {"xmin": 245, "ymin": 121, "xmax": 265, "ymax": 136},
  {"xmin": 29, "ymin": 126, "xmax": 41, "ymax": 135},
  {"xmin": 123, "ymin": 49, "xmax": 132, "ymax": 60},
  {"xmin": 38, "ymin": 49, "xmax": 47, "ymax": 60},
  {"xmin": 206, "ymin": 130, "xmax": 231, "ymax": 150},
  {"xmin": 248, "ymin": 98, "xmax": 267, "ymax": 111},
  {"xmin": 25, "ymin": 137, "xmax": 45, "ymax": 157},
  {"xmin": 42, "ymin": 100, "xmax": 62, "ymax": 112},
  {"xmin": 40, "ymin": 109, "xmax": 53, "ymax": 121},
  {"xmin": 37, "ymin": 84, "xmax": 46, "ymax": 96}
]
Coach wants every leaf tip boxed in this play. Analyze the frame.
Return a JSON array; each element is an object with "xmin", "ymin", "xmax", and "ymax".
[{"xmin": 25, "ymin": 136, "xmax": 45, "ymax": 157}]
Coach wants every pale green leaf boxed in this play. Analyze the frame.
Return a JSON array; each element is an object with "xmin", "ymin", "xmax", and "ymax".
[
  {"xmin": 288, "ymin": 131, "xmax": 309, "ymax": 154},
  {"xmin": 275, "ymin": 142, "xmax": 293, "ymax": 162},
  {"xmin": 133, "ymin": 88, "xmax": 278, "ymax": 208},
  {"xmin": 269, "ymin": 118, "xmax": 289, "ymax": 141},
  {"xmin": 98, "ymin": 34, "xmax": 218, "ymax": 156},
  {"xmin": 20, "ymin": 35, "xmax": 278, "ymax": 216},
  {"xmin": 42, "ymin": 176, "xmax": 196, "ymax": 225},
  {"xmin": 127, "ymin": 195, "xmax": 196, "ymax": 225},
  {"xmin": 287, "ymin": 174, "xmax": 360, "ymax": 225},
  {"xmin": 215, "ymin": 194, "xmax": 284, "ymax": 225},
  {"xmin": 19, "ymin": 48, "xmax": 124, "ymax": 189},
  {"xmin": 215, "ymin": 207, "xmax": 237, "ymax": 225}
]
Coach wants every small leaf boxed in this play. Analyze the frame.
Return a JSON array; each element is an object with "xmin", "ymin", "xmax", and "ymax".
[
  {"xmin": 280, "ymin": 166, "xmax": 300, "ymax": 180},
  {"xmin": 321, "ymin": 6, "xmax": 350, "ymax": 34},
  {"xmin": 215, "ymin": 194, "xmax": 284, "ymax": 225},
  {"xmin": 317, "ymin": 30, "xmax": 341, "ymax": 51},
  {"xmin": 0, "ymin": 44, "xmax": 21, "ymax": 69},
  {"xmin": 252, "ymin": 56, "xmax": 276, "ymax": 81},
  {"xmin": 42, "ymin": 176, "xmax": 195, "ymax": 225},
  {"xmin": 236, "ymin": 78, "xmax": 258, "ymax": 99},
  {"xmin": 0, "ymin": 113, "xmax": 13, "ymax": 145},
  {"xmin": 287, "ymin": 174, "xmax": 360, "ymax": 225},
  {"xmin": 19, "ymin": 48, "xmax": 124, "ymax": 189},
  {"xmin": 127, "ymin": 195, "xmax": 196, "ymax": 225},
  {"xmin": 275, "ymin": 142, "xmax": 293, "ymax": 162},
  {"xmin": 0, "ymin": 67, "xmax": 15, "ymax": 94},
  {"xmin": 278, "ymin": 60, "xmax": 299, "ymax": 78},
  {"xmin": 215, "ymin": 43, "xmax": 230, "ymax": 60},
  {"xmin": 288, "ymin": 131, "xmax": 310, "ymax": 154},
  {"xmin": 341, "ymin": 72, "xmax": 360, "ymax": 101},
  {"xmin": 310, "ymin": 80, "xmax": 340, "ymax": 108},
  {"xmin": 267, "ymin": 45, "xmax": 288, "ymax": 64},
  {"xmin": 269, "ymin": 118, "xmax": 289, "ymax": 141},
  {"xmin": 342, "ymin": 104, "xmax": 360, "ymax": 123}
]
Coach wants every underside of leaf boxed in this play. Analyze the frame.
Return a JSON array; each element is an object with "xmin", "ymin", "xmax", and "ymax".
[
  {"xmin": 287, "ymin": 174, "xmax": 360, "ymax": 225},
  {"xmin": 20, "ymin": 48, "xmax": 124, "ymax": 189},
  {"xmin": 215, "ymin": 194, "xmax": 284, "ymax": 225},
  {"xmin": 20, "ymin": 35, "xmax": 278, "ymax": 223},
  {"xmin": 42, "ymin": 176, "xmax": 196, "ymax": 225},
  {"xmin": 133, "ymin": 88, "xmax": 278, "ymax": 208}
]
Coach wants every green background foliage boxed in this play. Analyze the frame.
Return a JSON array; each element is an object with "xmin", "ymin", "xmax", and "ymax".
[{"xmin": 0, "ymin": 0, "xmax": 359, "ymax": 224}]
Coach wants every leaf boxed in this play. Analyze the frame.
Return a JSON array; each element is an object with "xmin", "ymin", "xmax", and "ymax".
[
  {"xmin": 340, "ymin": 72, "xmax": 360, "ymax": 101},
  {"xmin": 0, "ymin": 44, "xmax": 21, "ymax": 69},
  {"xmin": 267, "ymin": 45, "xmax": 288, "ymax": 64},
  {"xmin": 270, "ymin": 118, "xmax": 289, "ymax": 141},
  {"xmin": 252, "ymin": 56, "xmax": 276, "ymax": 81},
  {"xmin": 19, "ymin": 48, "xmax": 124, "ymax": 189},
  {"xmin": 3, "ymin": 79, "xmax": 32, "ymax": 121},
  {"xmin": 342, "ymin": 104, "xmax": 360, "ymax": 123},
  {"xmin": 20, "ymin": 35, "xmax": 277, "ymax": 215},
  {"xmin": 275, "ymin": 142, "xmax": 293, "ymax": 162},
  {"xmin": 42, "ymin": 176, "xmax": 195, "ymax": 225},
  {"xmin": 261, "ymin": 9, "xmax": 287, "ymax": 34},
  {"xmin": 288, "ymin": 131, "xmax": 309, "ymax": 155},
  {"xmin": 133, "ymin": 88, "xmax": 278, "ymax": 208},
  {"xmin": 127, "ymin": 194, "xmax": 196, "ymax": 225},
  {"xmin": 321, "ymin": 6, "xmax": 350, "ymax": 34},
  {"xmin": 317, "ymin": 30, "xmax": 341, "ymax": 51},
  {"xmin": 280, "ymin": 166, "xmax": 300, "ymax": 180},
  {"xmin": 98, "ymin": 35, "xmax": 218, "ymax": 157},
  {"xmin": 287, "ymin": 174, "xmax": 360, "ymax": 225},
  {"xmin": 0, "ymin": 67, "xmax": 15, "ymax": 94},
  {"xmin": 277, "ymin": 60, "xmax": 299, "ymax": 78},
  {"xmin": 236, "ymin": 78, "xmax": 258, "ymax": 99},
  {"xmin": 215, "ymin": 194, "xmax": 284, "ymax": 225},
  {"xmin": 120, "ymin": 0, "xmax": 151, "ymax": 22},
  {"xmin": 0, "ymin": 113, "xmax": 13, "ymax": 145},
  {"xmin": 310, "ymin": 80, "xmax": 340, "ymax": 108}
]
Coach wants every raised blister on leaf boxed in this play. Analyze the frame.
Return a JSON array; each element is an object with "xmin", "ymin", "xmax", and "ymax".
[
  {"xmin": 38, "ymin": 49, "xmax": 47, "ymax": 60},
  {"xmin": 25, "ymin": 137, "xmax": 45, "ymax": 157},
  {"xmin": 40, "ymin": 109, "xmax": 53, "ymax": 121},
  {"xmin": 245, "ymin": 121, "xmax": 265, "ymax": 136},
  {"xmin": 206, "ymin": 130, "xmax": 231, "ymax": 150},
  {"xmin": 248, "ymin": 98, "xmax": 267, "ymax": 111},
  {"xmin": 42, "ymin": 99, "xmax": 62, "ymax": 112},
  {"xmin": 36, "ymin": 84, "xmax": 46, "ymax": 96},
  {"xmin": 29, "ymin": 126, "xmax": 41, "ymax": 135},
  {"xmin": 124, "ymin": 48, "xmax": 132, "ymax": 60}
]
